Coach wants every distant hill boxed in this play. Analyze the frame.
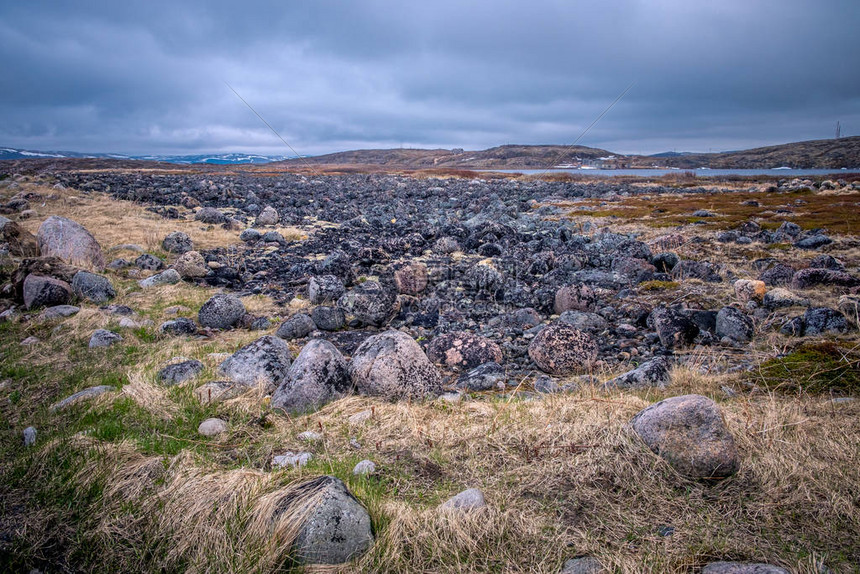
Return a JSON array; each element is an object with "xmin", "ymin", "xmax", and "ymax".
[
  {"xmin": 633, "ymin": 136, "xmax": 860, "ymax": 169},
  {"xmin": 279, "ymin": 144, "xmax": 617, "ymax": 169},
  {"xmin": 279, "ymin": 137, "xmax": 860, "ymax": 170},
  {"xmin": 4, "ymin": 136, "xmax": 859, "ymax": 170},
  {"xmin": 0, "ymin": 147, "xmax": 290, "ymax": 165}
]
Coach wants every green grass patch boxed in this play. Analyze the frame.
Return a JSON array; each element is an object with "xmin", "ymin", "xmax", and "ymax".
[
  {"xmin": 638, "ymin": 280, "xmax": 680, "ymax": 291},
  {"xmin": 753, "ymin": 342, "xmax": 860, "ymax": 394}
]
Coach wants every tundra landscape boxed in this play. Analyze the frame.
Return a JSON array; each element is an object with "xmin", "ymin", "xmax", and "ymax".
[{"xmin": 0, "ymin": 157, "xmax": 858, "ymax": 573}]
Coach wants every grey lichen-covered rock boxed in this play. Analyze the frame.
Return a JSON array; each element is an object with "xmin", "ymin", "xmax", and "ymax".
[
  {"xmin": 197, "ymin": 417, "xmax": 228, "ymax": 437},
  {"xmin": 276, "ymin": 313, "xmax": 316, "ymax": 340},
  {"xmin": 794, "ymin": 234, "xmax": 832, "ymax": 250},
  {"xmin": 554, "ymin": 283, "xmax": 596, "ymax": 313},
  {"xmin": 138, "ymin": 268, "xmax": 181, "ymax": 288},
  {"xmin": 37, "ymin": 216, "xmax": 105, "ymax": 270},
  {"xmin": 159, "ymin": 317, "xmax": 198, "ymax": 336},
  {"xmin": 157, "ymin": 359, "xmax": 205, "ymax": 386},
  {"xmin": 71, "ymin": 271, "xmax": 116, "ymax": 304},
  {"xmin": 41, "ymin": 305, "xmax": 80, "ymax": 320},
  {"xmin": 50, "ymin": 385, "xmax": 115, "ymax": 411},
  {"xmin": 393, "ymin": 262, "xmax": 429, "ymax": 295},
  {"xmin": 456, "ymin": 361, "xmax": 506, "ymax": 391},
  {"xmin": 194, "ymin": 207, "xmax": 226, "ymax": 224},
  {"xmin": 631, "ymin": 394, "xmax": 740, "ymax": 479},
  {"xmin": 198, "ymin": 293, "xmax": 246, "ymax": 329},
  {"xmin": 701, "ymin": 562, "xmax": 789, "ymax": 574},
  {"xmin": 671, "ymin": 260, "xmax": 722, "ymax": 282},
  {"xmin": 427, "ymin": 331, "xmax": 503, "ymax": 371},
  {"xmin": 557, "ymin": 310, "xmax": 608, "ymax": 332},
  {"xmin": 23, "ymin": 274, "xmax": 72, "ymax": 309},
  {"xmin": 803, "ymin": 307, "xmax": 849, "ymax": 336},
  {"xmin": 352, "ymin": 459, "xmax": 376, "ymax": 475},
  {"xmin": 349, "ymin": 329, "xmax": 442, "ymax": 400},
  {"xmin": 603, "ymin": 357, "xmax": 671, "ymax": 390},
  {"xmin": 648, "ymin": 305, "xmax": 699, "ymax": 349},
  {"xmin": 172, "ymin": 250, "xmax": 208, "ymax": 279},
  {"xmin": 273, "ymin": 452, "xmax": 313, "ymax": 469},
  {"xmin": 308, "ymin": 274, "xmax": 346, "ymax": 304},
  {"xmin": 219, "ymin": 335, "xmax": 292, "ymax": 390},
  {"xmin": 763, "ymin": 288, "xmax": 809, "ymax": 310},
  {"xmin": 255, "ymin": 205, "xmax": 279, "ymax": 226},
  {"xmin": 289, "ymin": 476, "xmax": 374, "ymax": 565},
  {"xmin": 89, "ymin": 329, "xmax": 123, "ymax": 348},
  {"xmin": 337, "ymin": 281, "xmax": 399, "ymax": 327},
  {"xmin": 311, "ymin": 306, "xmax": 346, "ymax": 331},
  {"xmin": 715, "ymin": 306, "xmax": 754, "ymax": 342},
  {"xmin": 271, "ymin": 339, "xmax": 351, "ymax": 415},
  {"xmin": 791, "ymin": 268, "xmax": 859, "ymax": 290},
  {"xmin": 438, "ymin": 488, "xmax": 486, "ymax": 512},
  {"xmin": 135, "ymin": 253, "xmax": 164, "ymax": 271},
  {"xmin": 560, "ymin": 556, "xmax": 604, "ymax": 574},
  {"xmin": 162, "ymin": 231, "xmax": 193, "ymax": 254},
  {"xmin": 528, "ymin": 322, "xmax": 598, "ymax": 375}
]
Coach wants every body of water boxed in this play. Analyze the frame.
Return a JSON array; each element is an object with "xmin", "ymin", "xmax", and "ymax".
[{"xmin": 482, "ymin": 168, "xmax": 859, "ymax": 177}]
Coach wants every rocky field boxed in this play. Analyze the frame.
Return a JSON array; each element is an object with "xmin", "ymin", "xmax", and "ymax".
[{"xmin": 0, "ymin": 163, "xmax": 858, "ymax": 573}]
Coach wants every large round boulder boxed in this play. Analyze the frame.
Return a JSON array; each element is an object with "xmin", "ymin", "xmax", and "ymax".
[
  {"xmin": 194, "ymin": 207, "xmax": 225, "ymax": 224},
  {"xmin": 37, "ymin": 216, "xmax": 104, "ymax": 270},
  {"xmin": 23, "ymin": 274, "xmax": 73, "ymax": 310},
  {"xmin": 285, "ymin": 476, "xmax": 374, "ymax": 565},
  {"xmin": 349, "ymin": 330, "xmax": 442, "ymax": 400},
  {"xmin": 173, "ymin": 251, "xmax": 209, "ymax": 279},
  {"xmin": 71, "ymin": 271, "xmax": 116, "ymax": 304},
  {"xmin": 254, "ymin": 205, "xmax": 279, "ymax": 226},
  {"xmin": 198, "ymin": 293, "xmax": 246, "ymax": 329},
  {"xmin": 337, "ymin": 281, "xmax": 399, "ymax": 327},
  {"xmin": 426, "ymin": 332, "xmax": 503, "ymax": 371},
  {"xmin": 271, "ymin": 339, "xmax": 352, "ymax": 415},
  {"xmin": 218, "ymin": 335, "xmax": 292, "ymax": 391},
  {"xmin": 631, "ymin": 394, "xmax": 740, "ymax": 479},
  {"xmin": 527, "ymin": 322, "xmax": 598, "ymax": 375}
]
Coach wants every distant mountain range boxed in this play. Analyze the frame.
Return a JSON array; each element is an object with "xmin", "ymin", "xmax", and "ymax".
[
  {"xmin": 275, "ymin": 136, "xmax": 860, "ymax": 170},
  {"xmin": 3, "ymin": 136, "xmax": 859, "ymax": 170},
  {"xmin": 0, "ymin": 148, "xmax": 290, "ymax": 164}
]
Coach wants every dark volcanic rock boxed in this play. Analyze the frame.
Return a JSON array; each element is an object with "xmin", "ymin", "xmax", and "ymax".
[
  {"xmin": 276, "ymin": 313, "xmax": 316, "ymax": 340},
  {"xmin": 554, "ymin": 283, "xmax": 596, "ymax": 313},
  {"xmin": 337, "ymin": 281, "xmax": 399, "ymax": 327},
  {"xmin": 159, "ymin": 317, "xmax": 198, "ymax": 336},
  {"xmin": 759, "ymin": 263, "xmax": 795, "ymax": 286},
  {"xmin": 603, "ymin": 357, "xmax": 671, "ymax": 390},
  {"xmin": 308, "ymin": 275, "xmax": 346, "ymax": 304},
  {"xmin": 648, "ymin": 306, "xmax": 699, "ymax": 349},
  {"xmin": 23, "ymin": 274, "xmax": 72, "ymax": 310},
  {"xmin": 158, "ymin": 360, "xmax": 205, "ymax": 386},
  {"xmin": 528, "ymin": 322, "xmax": 598, "ymax": 375},
  {"xmin": 715, "ymin": 306, "xmax": 754, "ymax": 342},
  {"xmin": 671, "ymin": 260, "xmax": 722, "ymax": 283},
  {"xmin": 794, "ymin": 234, "xmax": 832, "ymax": 250},
  {"xmin": 426, "ymin": 332, "xmax": 503, "ymax": 371},
  {"xmin": 802, "ymin": 307, "xmax": 849, "ymax": 336},
  {"xmin": 456, "ymin": 361, "xmax": 506, "ymax": 391},
  {"xmin": 791, "ymin": 268, "xmax": 858, "ymax": 290},
  {"xmin": 71, "ymin": 271, "xmax": 116, "ymax": 304},
  {"xmin": 312, "ymin": 306, "xmax": 346, "ymax": 331},
  {"xmin": 162, "ymin": 231, "xmax": 193, "ymax": 254},
  {"xmin": 195, "ymin": 207, "xmax": 226, "ymax": 224},
  {"xmin": 135, "ymin": 253, "xmax": 164, "ymax": 271}
]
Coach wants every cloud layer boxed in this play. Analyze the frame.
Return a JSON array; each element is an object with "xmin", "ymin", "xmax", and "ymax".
[{"xmin": 2, "ymin": 1, "xmax": 858, "ymax": 155}]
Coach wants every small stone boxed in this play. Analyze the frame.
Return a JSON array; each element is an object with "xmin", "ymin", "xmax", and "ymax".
[
  {"xmin": 157, "ymin": 359, "xmax": 205, "ymax": 386},
  {"xmin": 701, "ymin": 562, "xmax": 789, "ymax": 574},
  {"xmin": 198, "ymin": 293, "xmax": 246, "ymax": 329},
  {"xmin": 439, "ymin": 488, "xmax": 486, "ymax": 512},
  {"xmin": 173, "ymin": 250, "xmax": 209, "ymax": 278},
  {"xmin": 89, "ymin": 329, "xmax": 122, "ymax": 348},
  {"xmin": 135, "ymin": 253, "xmax": 164, "ymax": 271},
  {"xmin": 50, "ymin": 385, "xmax": 115, "ymax": 411},
  {"xmin": 348, "ymin": 410, "xmax": 373, "ymax": 425},
  {"xmin": 276, "ymin": 313, "xmax": 316, "ymax": 340},
  {"xmin": 138, "ymin": 269, "xmax": 181, "ymax": 288},
  {"xmin": 352, "ymin": 459, "xmax": 376, "ymax": 475},
  {"xmin": 21, "ymin": 336, "xmax": 39, "ymax": 346},
  {"xmin": 273, "ymin": 451, "xmax": 313, "ymax": 469},
  {"xmin": 23, "ymin": 426, "xmax": 37, "ymax": 447},
  {"xmin": 560, "ymin": 556, "xmax": 604, "ymax": 574},
  {"xmin": 255, "ymin": 205, "xmax": 279, "ymax": 226},
  {"xmin": 162, "ymin": 231, "xmax": 193, "ymax": 254},
  {"xmin": 159, "ymin": 317, "xmax": 198, "ymax": 336},
  {"xmin": 197, "ymin": 418, "xmax": 228, "ymax": 437},
  {"xmin": 41, "ymin": 305, "xmax": 80, "ymax": 320},
  {"xmin": 298, "ymin": 430, "xmax": 323, "ymax": 442}
]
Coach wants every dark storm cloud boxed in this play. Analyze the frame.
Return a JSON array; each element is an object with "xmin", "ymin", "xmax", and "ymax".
[{"xmin": 1, "ymin": 0, "xmax": 858, "ymax": 155}]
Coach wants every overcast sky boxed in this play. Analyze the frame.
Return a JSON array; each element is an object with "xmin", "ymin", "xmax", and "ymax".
[{"xmin": 1, "ymin": 1, "xmax": 858, "ymax": 156}]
